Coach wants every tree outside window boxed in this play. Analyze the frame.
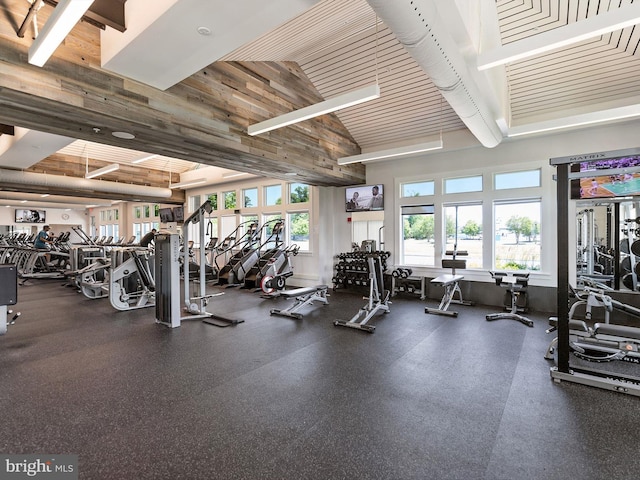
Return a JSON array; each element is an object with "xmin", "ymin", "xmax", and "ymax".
[{"xmin": 289, "ymin": 183, "xmax": 309, "ymax": 204}]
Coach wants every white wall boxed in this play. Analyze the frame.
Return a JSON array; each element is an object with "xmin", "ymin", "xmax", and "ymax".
[
  {"xmin": 359, "ymin": 119, "xmax": 640, "ymax": 288},
  {"xmin": 0, "ymin": 207, "xmax": 87, "ymax": 238}
]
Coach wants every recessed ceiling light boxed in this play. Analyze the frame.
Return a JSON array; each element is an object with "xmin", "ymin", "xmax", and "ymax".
[
  {"xmin": 197, "ymin": 26, "xmax": 212, "ymax": 36},
  {"xmin": 284, "ymin": 172, "xmax": 298, "ymax": 176},
  {"xmin": 112, "ymin": 131, "xmax": 136, "ymax": 139}
]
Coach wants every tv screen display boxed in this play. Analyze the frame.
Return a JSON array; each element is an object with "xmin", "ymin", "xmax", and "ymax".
[
  {"xmin": 345, "ymin": 184, "xmax": 384, "ymax": 212},
  {"xmin": 172, "ymin": 206, "xmax": 184, "ymax": 223},
  {"xmin": 15, "ymin": 209, "xmax": 46, "ymax": 223},
  {"xmin": 159, "ymin": 207, "xmax": 174, "ymax": 223},
  {"xmin": 571, "ymin": 155, "xmax": 640, "ymax": 199}
]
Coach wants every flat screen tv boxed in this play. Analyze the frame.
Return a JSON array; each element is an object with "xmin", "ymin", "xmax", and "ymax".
[
  {"xmin": 172, "ymin": 206, "xmax": 184, "ymax": 223},
  {"xmin": 158, "ymin": 207, "xmax": 174, "ymax": 223},
  {"xmin": 571, "ymin": 155, "xmax": 640, "ymax": 199},
  {"xmin": 15, "ymin": 209, "xmax": 46, "ymax": 223},
  {"xmin": 345, "ymin": 184, "xmax": 384, "ymax": 212}
]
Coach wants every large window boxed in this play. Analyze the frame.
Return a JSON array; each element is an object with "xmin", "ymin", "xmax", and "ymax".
[
  {"xmin": 401, "ymin": 205, "xmax": 435, "ymax": 266},
  {"xmin": 288, "ymin": 212, "xmax": 310, "ymax": 251},
  {"xmin": 444, "ymin": 175, "xmax": 483, "ymax": 194},
  {"xmin": 243, "ymin": 187, "xmax": 258, "ymax": 208},
  {"xmin": 402, "ymin": 180, "xmax": 434, "ymax": 197},
  {"xmin": 207, "ymin": 193, "xmax": 218, "ymax": 210},
  {"xmin": 443, "ymin": 204, "xmax": 482, "ymax": 268},
  {"xmin": 262, "ymin": 214, "xmax": 283, "ymax": 249},
  {"xmin": 494, "ymin": 200, "xmax": 541, "ymax": 270},
  {"xmin": 189, "ymin": 195, "xmax": 201, "ymax": 212},
  {"xmin": 289, "ymin": 183, "xmax": 309, "ymax": 204},
  {"xmin": 223, "ymin": 191, "xmax": 236, "ymax": 210},
  {"xmin": 265, "ymin": 184, "xmax": 282, "ymax": 206},
  {"xmin": 495, "ymin": 169, "xmax": 541, "ymax": 190}
]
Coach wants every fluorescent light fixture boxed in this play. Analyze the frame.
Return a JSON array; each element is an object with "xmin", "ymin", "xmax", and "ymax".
[
  {"xmin": 40, "ymin": 194, "xmax": 50, "ymax": 198},
  {"xmin": 20, "ymin": 200, "xmax": 28, "ymax": 203},
  {"xmin": 508, "ymin": 104, "xmax": 640, "ymax": 138},
  {"xmin": 337, "ymin": 139, "xmax": 443, "ymax": 165},
  {"xmin": 170, "ymin": 178, "xmax": 207, "ymax": 189},
  {"xmin": 132, "ymin": 154, "xmax": 158, "ymax": 164},
  {"xmin": 221, "ymin": 172, "xmax": 250, "ymax": 179},
  {"xmin": 248, "ymin": 83, "xmax": 380, "ymax": 136},
  {"xmin": 28, "ymin": 0, "xmax": 96, "ymax": 67},
  {"xmin": 478, "ymin": 3, "xmax": 640, "ymax": 70},
  {"xmin": 85, "ymin": 163, "xmax": 120, "ymax": 179}
]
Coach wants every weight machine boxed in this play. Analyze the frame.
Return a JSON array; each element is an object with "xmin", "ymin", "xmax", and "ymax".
[{"xmin": 551, "ymin": 147, "xmax": 640, "ymax": 396}]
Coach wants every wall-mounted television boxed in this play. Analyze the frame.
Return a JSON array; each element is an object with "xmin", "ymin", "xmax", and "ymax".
[
  {"xmin": 15, "ymin": 209, "xmax": 46, "ymax": 223},
  {"xmin": 571, "ymin": 155, "xmax": 640, "ymax": 199},
  {"xmin": 172, "ymin": 206, "xmax": 184, "ymax": 223},
  {"xmin": 158, "ymin": 207, "xmax": 174, "ymax": 223},
  {"xmin": 345, "ymin": 184, "xmax": 384, "ymax": 212}
]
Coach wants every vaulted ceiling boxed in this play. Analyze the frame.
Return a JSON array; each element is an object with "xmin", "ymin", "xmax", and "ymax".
[{"xmin": 0, "ymin": 0, "xmax": 639, "ymax": 207}]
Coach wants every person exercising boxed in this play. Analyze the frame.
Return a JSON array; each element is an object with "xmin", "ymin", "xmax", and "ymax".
[
  {"xmin": 139, "ymin": 228, "xmax": 157, "ymax": 248},
  {"xmin": 34, "ymin": 225, "xmax": 53, "ymax": 263}
]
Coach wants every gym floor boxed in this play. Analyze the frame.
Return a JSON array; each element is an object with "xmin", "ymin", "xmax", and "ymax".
[{"xmin": 1, "ymin": 280, "xmax": 639, "ymax": 480}]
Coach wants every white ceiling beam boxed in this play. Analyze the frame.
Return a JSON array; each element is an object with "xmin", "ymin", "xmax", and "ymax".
[{"xmin": 478, "ymin": 3, "xmax": 640, "ymax": 70}]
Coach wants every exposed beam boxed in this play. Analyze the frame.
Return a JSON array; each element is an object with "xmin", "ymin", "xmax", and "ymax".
[
  {"xmin": 0, "ymin": 34, "xmax": 365, "ymax": 186},
  {"xmin": 0, "ymin": 124, "xmax": 14, "ymax": 136}
]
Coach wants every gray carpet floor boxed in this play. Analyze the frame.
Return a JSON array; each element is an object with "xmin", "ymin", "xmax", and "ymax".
[{"xmin": 2, "ymin": 279, "xmax": 640, "ymax": 479}]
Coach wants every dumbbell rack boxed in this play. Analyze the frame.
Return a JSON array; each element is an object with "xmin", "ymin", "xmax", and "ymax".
[
  {"xmin": 332, "ymin": 250, "xmax": 389, "ymax": 291},
  {"xmin": 391, "ymin": 268, "xmax": 426, "ymax": 300}
]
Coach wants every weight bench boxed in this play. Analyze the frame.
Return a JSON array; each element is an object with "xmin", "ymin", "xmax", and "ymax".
[
  {"xmin": 270, "ymin": 285, "xmax": 329, "ymax": 320},
  {"xmin": 486, "ymin": 271, "xmax": 533, "ymax": 327},
  {"xmin": 425, "ymin": 258, "xmax": 473, "ymax": 317}
]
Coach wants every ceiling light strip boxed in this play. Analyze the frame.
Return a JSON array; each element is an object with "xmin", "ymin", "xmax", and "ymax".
[
  {"xmin": 85, "ymin": 163, "xmax": 119, "ymax": 179},
  {"xmin": 28, "ymin": 0, "xmax": 96, "ymax": 67},
  {"xmin": 337, "ymin": 139, "xmax": 443, "ymax": 165},
  {"xmin": 170, "ymin": 178, "xmax": 207, "ymax": 189},
  {"xmin": 477, "ymin": 3, "xmax": 640, "ymax": 70},
  {"xmin": 507, "ymin": 104, "xmax": 640, "ymax": 138},
  {"xmin": 248, "ymin": 83, "xmax": 380, "ymax": 136}
]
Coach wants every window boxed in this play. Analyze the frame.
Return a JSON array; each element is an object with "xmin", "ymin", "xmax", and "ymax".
[
  {"xmin": 402, "ymin": 180, "xmax": 434, "ymax": 197},
  {"xmin": 444, "ymin": 175, "xmax": 483, "ymax": 194},
  {"xmin": 443, "ymin": 204, "xmax": 482, "ymax": 268},
  {"xmin": 114, "ymin": 209, "xmax": 119, "ymax": 221},
  {"xmin": 243, "ymin": 187, "xmax": 258, "ymax": 208},
  {"xmin": 494, "ymin": 200, "xmax": 541, "ymax": 270},
  {"xmin": 223, "ymin": 191, "xmax": 236, "ymax": 210},
  {"xmin": 495, "ymin": 169, "xmax": 541, "ymax": 190},
  {"xmin": 207, "ymin": 193, "xmax": 218, "ymax": 210},
  {"xmin": 189, "ymin": 195, "xmax": 201, "ymax": 212},
  {"xmin": 265, "ymin": 184, "xmax": 282, "ymax": 206},
  {"xmin": 288, "ymin": 211, "xmax": 310, "ymax": 251},
  {"xmin": 133, "ymin": 223, "xmax": 142, "ymax": 242},
  {"xmin": 154, "ymin": 205, "xmax": 159, "ymax": 217},
  {"xmin": 100, "ymin": 210, "xmax": 106, "ymax": 221},
  {"xmin": 134, "ymin": 206, "xmax": 141, "ymax": 219},
  {"xmin": 289, "ymin": 183, "xmax": 309, "ymax": 204},
  {"xmin": 143, "ymin": 205, "xmax": 150, "ymax": 218},
  {"xmin": 262, "ymin": 214, "xmax": 283, "ymax": 249},
  {"xmin": 401, "ymin": 205, "xmax": 435, "ymax": 266}
]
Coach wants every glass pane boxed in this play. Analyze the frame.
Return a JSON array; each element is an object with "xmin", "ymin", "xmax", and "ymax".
[
  {"xmin": 494, "ymin": 201, "xmax": 541, "ymax": 270},
  {"xmin": 265, "ymin": 184, "xmax": 282, "ymax": 206},
  {"xmin": 243, "ymin": 188, "xmax": 258, "ymax": 208},
  {"xmin": 143, "ymin": 205, "xmax": 150, "ymax": 218},
  {"xmin": 289, "ymin": 183, "xmax": 309, "ymax": 203},
  {"xmin": 224, "ymin": 191, "xmax": 236, "ymax": 209},
  {"xmin": 262, "ymin": 214, "xmax": 284, "ymax": 249},
  {"xmin": 154, "ymin": 204, "xmax": 159, "ymax": 216},
  {"xmin": 443, "ymin": 204, "xmax": 483, "ymax": 268},
  {"xmin": 134, "ymin": 206, "xmax": 141, "ymax": 219},
  {"xmin": 402, "ymin": 212, "xmax": 435, "ymax": 266},
  {"xmin": 444, "ymin": 175, "xmax": 483, "ymax": 194},
  {"xmin": 402, "ymin": 181, "xmax": 434, "ymax": 197},
  {"xmin": 289, "ymin": 212, "xmax": 310, "ymax": 251},
  {"xmin": 208, "ymin": 193, "xmax": 218, "ymax": 210},
  {"xmin": 189, "ymin": 195, "xmax": 201, "ymax": 212},
  {"xmin": 495, "ymin": 170, "xmax": 541, "ymax": 190}
]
